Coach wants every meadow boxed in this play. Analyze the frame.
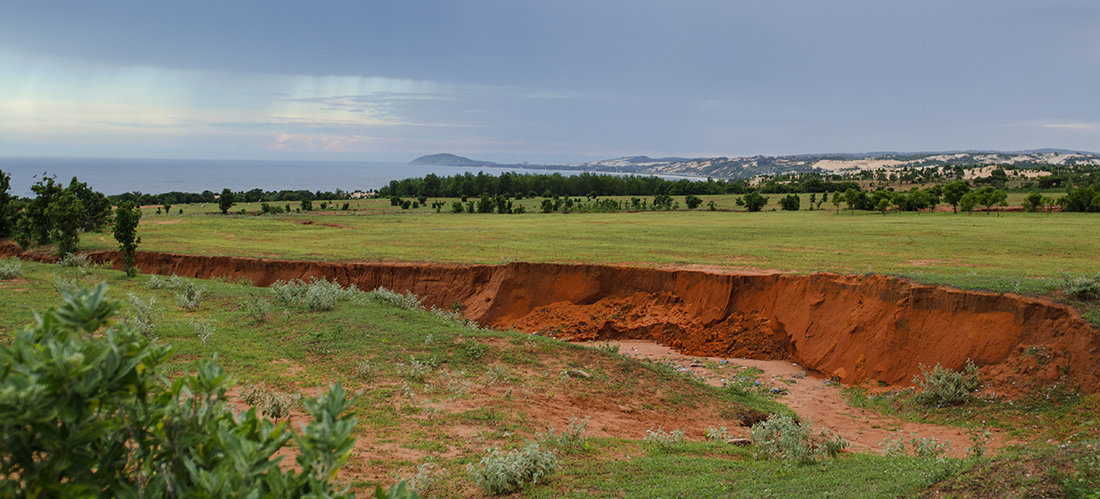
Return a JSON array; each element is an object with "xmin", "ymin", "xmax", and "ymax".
[{"xmin": 86, "ymin": 195, "xmax": 1100, "ymax": 297}]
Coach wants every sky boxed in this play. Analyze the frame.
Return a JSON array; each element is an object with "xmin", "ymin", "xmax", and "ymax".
[{"xmin": 1, "ymin": 0, "xmax": 1098, "ymax": 164}]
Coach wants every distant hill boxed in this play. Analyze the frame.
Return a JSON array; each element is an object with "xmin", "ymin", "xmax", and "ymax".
[
  {"xmin": 574, "ymin": 150, "xmax": 1100, "ymax": 179},
  {"xmin": 408, "ymin": 150, "xmax": 1100, "ymax": 180},
  {"xmin": 408, "ymin": 153, "xmax": 496, "ymax": 167}
]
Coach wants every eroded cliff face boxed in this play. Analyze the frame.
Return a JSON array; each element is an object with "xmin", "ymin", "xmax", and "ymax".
[{"xmin": 4, "ymin": 241, "xmax": 1095, "ymax": 395}]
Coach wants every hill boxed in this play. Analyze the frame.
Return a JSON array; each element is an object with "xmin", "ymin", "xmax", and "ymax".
[{"xmin": 408, "ymin": 153, "xmax": 497, "ymax": 167}]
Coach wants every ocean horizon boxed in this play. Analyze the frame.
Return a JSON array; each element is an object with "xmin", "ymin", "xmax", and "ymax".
[{"xmin": 0, "ymin": 156, "xmax": 653, "ymax": 197}]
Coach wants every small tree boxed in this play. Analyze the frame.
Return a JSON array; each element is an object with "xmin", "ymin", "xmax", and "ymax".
[
  {"xmin": 942, "ymin": 180, "xmax": 970, "ymax": 214},
  {"xmin": 958, "ymin": 192, "xmax": 978, "ymax": 215},
  {"xmin": 1022, "ymin": 191, "xmax": 1043, "ymax": 213},
  {"xmin": 113, "ymin": 201, "xmax": 142, "ymax": 277},
  {"xmin": 0, "ymin": 169, "xmax": 12, "ymax": 238},
  {"xmin": 684, "ymin": 195, "xmax": 703, "ymax": 209},
  {"xmin": 742, "ymin": 192, "xmax": 768, "ymax": 212},
  {"xmin": 218, "ymin": 188, "xmax": 236, "ymax": 214},
  {"xmin": 831, "ymin": 191, "xmax": 842, "ymax": 213},
  {"xmin": 50, "ymin": 190, "xmax": 83, "ymax": 257},
  {"xmin": 779, "ymin": 194, "xmax": 800, "ymax": 211}
]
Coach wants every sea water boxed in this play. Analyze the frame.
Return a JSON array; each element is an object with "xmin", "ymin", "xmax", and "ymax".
[{"xmin": 0, "ymin": 157, "xmax": 614, "ymax": 196}]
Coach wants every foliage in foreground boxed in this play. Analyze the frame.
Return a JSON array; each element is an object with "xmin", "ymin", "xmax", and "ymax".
[{"xmin": 0, "ymin": 283, "xmax": 358, "ymax": 497}]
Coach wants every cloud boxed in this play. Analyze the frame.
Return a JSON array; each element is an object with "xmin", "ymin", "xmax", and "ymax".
[{"xmin": 1040, "ymin": 122, "xmax": 1100, "ymax": 130}]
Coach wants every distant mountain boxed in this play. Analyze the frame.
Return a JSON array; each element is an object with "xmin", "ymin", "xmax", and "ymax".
[{"xmin": 408, "ymin": 153, "xmax": 496, "ymax": 167}]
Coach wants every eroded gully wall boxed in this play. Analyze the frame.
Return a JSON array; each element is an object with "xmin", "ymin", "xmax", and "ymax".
[{"xmin": 4, "ymin": 242, "xmax": 1096, "ymax": 395}]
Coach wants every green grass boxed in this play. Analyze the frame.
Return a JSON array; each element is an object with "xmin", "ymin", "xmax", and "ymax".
[{"xmin": 82, "ymin": 198, "xmax": 1099, "ymax": 294}]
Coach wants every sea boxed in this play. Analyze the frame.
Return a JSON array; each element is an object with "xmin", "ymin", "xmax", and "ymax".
[{"xmin": 0, "ymin": 157, "xmax": 658, "ymax": 197}]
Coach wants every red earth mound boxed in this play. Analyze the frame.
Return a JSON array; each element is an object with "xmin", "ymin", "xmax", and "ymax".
[{"xmin": 3, "ymin": 241, "xmax": 1097, "ymax": 396}]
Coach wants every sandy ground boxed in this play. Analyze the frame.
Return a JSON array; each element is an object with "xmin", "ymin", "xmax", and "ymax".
[{"xmin": 597, "ymin": 340, "xmax": 1016, "ymax": 458}]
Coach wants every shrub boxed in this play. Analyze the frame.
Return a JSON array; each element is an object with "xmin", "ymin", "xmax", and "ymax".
[
  {"xmin": 175, "ymin": 282, "xmax": 205, "ymax": 311},
  {"xmin": 750, "ymin": 413, "xmax": 848, "ymax": 465},
  {"xmin": 644, "ymin": 427, "xmax": 685, "ymax": 451},
  {"xmin": 58, "ymin": 253, "xmax": 90, "ymax": 268},
  {"xmin": 368, "ymin": 286, "xmax": 423, "ymax": 310},
  {"xmin": 354, "ymin": 359, "xmax": 376, "ymax": 382},
  {"xmin": 0, "ymin": 258, "xmax": 21, "ymax": 279},
  {"xmin": 912, "ymin": 360, "xmax": 981, "ymax": 407},
  {"xmin": 540, "ymin": 416, "xmax": 590, "ymax": 452},
  {"xmin": 912, "ymin": 436, "xmax": 951, "ymax": 459},
  {"xmin": 241, "ymin": 295, "xmax": 272, "ymax": 322},
  {"xmin": 684, "ymin": 195, "xmax": 703, "ymax": 209},
  {"xmin": 189, "ymin": 317, "xmax": 215, "ymax": 347},
  {"xmin": 705, "ymin": 426, "xmax": 729, "ymax": 442},
  {"xmin": 302, "ymin": 278, "xmax": 345, "ymax": 311},
  {"xmin": 779, "ymin": 194, "xmax": 801, "ymax": 211},
  {"xmin": 467, "ymin": 442, "xmax": 558, "ymax": 495},
  {"xmin": 240, "ymin": 385, "xmax": 302, "ymax": 421},
  {"xmin": 0, "ymin": 283, "xmax": 359, "ymax": 497},
  {"xmin": 742, "ymin": 192, "xmax": 768, "ymax": 212},
  {"xmin": 1058, "ymin": 271, "xmax": 1100, "ymax": 300},
  {"xmin": 126, "ymin": 293, "xmax": 157, "ymax": 338},
  {"xmin": 270, "ymin": 278, "xmax": 358, "ymax": 310}
]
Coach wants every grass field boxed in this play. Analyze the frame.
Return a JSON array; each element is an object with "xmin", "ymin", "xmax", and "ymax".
[{"xmin": 85, "ymin": 196, "xmax": 1100, "ymax": 296}]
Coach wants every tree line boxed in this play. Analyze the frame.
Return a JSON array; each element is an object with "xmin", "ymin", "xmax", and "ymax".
[
  {"xmin": 377, "ymin": 171, "xmax": 862, "ymax": 198},
  {"xmin": 0, "ymin": 170, "xmax": 142, "ymax": 275}
]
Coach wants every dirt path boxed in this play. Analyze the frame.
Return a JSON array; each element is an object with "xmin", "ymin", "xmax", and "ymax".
[{"xmin": 600, "ymin": 340, "xmax": 1015, "ymax": 458}]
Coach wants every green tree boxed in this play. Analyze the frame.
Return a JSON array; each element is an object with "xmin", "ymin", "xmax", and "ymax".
[
  {"xmin": 742, "ymin": 192, "xmax": 768, "ymax": 212},
  {"xmin": 778, "ymin": 194, "xmax": 800, "ymax": 211},
  {"xmin": 958, "ymin": 192, "xmax": 978, "ymax": 215},
  {"xmin": 831, "ymin": 191, "xmax": 842, "ymax": 213},
  {"xmin": 113, "ymin": 201, "xmax": 142, "ymax": 277},
  {"xmin": 942, "ymin": 180, "xmax": 970, "ymax": 214},
  {"xmin": 66, "ymin": 177, "xmax": 112, "ymax": 232},
  {"xmin": 0, "ymin": 284, "xmax": 358, "ymax": 497},
  {"xmin": 974, "ymin": 186, "xmax": 1007, "ymax": 215},
  {"xmin": 50, "ymin": 190, "xmax": 84, "ymax": 257},
  {"xmin": 219, "ymin": 188, "xmax": 236, "ymax": 214},
  {"xmin": 23, "ymin": 176, "xmax": 63, "ymax": 245},
  {"xmin": 684, "ymin": 195, "xmax": 703, "ymax": 209},
  {"xmin": 0, "ymin": 169, "xmax": 11, "ymax": 238},
  {"xmin": 1022, "ymin": 191, "xmax": 1043, "ymax": 212}
]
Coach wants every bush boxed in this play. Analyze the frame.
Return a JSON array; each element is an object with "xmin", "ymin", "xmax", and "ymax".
[
  {"xmin": 367, "ymin": 286, "xmax": 423, "ymax": 310},
  {"xmin": 0, "ymin": 258, "xmax": 21, "ymax": 279},
  {"xmin": 126, "ymin": 293, "xmax": 157, "ymax": 338},
  {"xmin": 779, "ymin": 194, "xmax": 801, "ymax": 211},
  {"xmin": 684, "ymin": 195, "xmax": 703, "ymax": 209},
  {"xmin": 644, "ymin": 427, "xmax": 685, "ymax": 451},
  {"xmin": 270, "ymin": 278, "xmax": 359, "ymax": 311},
  {"xmin": 912, "ymin": 360, "xmax": 981, "ymax": 407},
  {"xmin": 741, "ymin": 192, "xmax": 768, "ymax": 212},
  {"xmin": 750, "ymin": 413, "xmax": 848, "ymax": 465},
  {"xmin": 0, "ymin": 283, "xmax": 359, "ymax": 497},
  {"xmin": 241, "ymin": 295, "xmax": 272, "ymax": 322},
  {"xmin": 1058, "ymin": 271, "xmax": 1100, "ymax": 300},
  {"xmin": 540, "ymin": 416, "xmax": 590, "ymax": 453},
  {"xmin": 58, "ymin": 253, "xmax": 90, "ymax": 268},
  {"xmin": 175, "ymin": 282, "xmax": 205, "ymax": 311},
  {"xmin": 467, "ymin": 442, "xmax": 558, "ymax": 495}
]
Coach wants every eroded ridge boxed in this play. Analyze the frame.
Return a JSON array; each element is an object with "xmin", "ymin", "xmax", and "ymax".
[{"xmin": 3, "ymin": 241, "xmax": 1096, "ymax": 396}]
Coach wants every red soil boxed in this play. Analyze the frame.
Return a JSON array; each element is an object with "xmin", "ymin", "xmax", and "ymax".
[{"xmin": 4, "ymin": 241, "xmax": 1097, "ymax": 396}]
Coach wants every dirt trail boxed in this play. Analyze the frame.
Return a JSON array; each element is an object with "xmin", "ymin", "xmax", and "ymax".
[
  {"xmin": 3, "ymin": 241, "xmax": 1098, "ymax": 397},
  {"xmin": 603, "ymin": 340, "xmax": 1013, "ymax": 458}
]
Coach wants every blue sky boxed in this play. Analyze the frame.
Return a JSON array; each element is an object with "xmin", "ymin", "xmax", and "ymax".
[{"xmin": 1, "ymin": 1, "xmax": 1098, "ymax": 164}]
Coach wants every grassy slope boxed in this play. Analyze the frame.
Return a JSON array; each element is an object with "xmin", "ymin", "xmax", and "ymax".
[
  {"xmin": 84, "ymin": 197, "xmax": 1099, "ymax": 296},
  {"xmin": 0, "ymin": 260, "xmax": 1006, "ymax": 497}
]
